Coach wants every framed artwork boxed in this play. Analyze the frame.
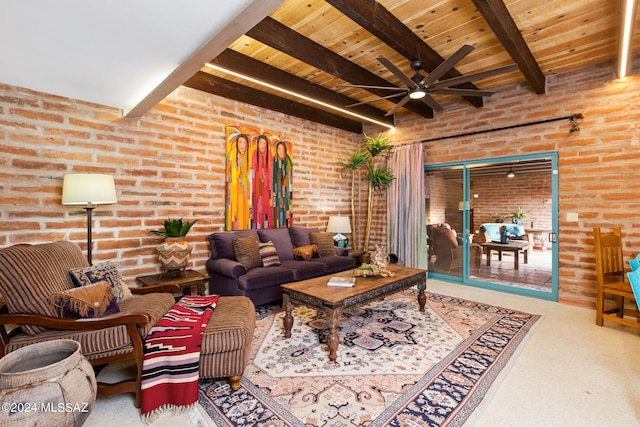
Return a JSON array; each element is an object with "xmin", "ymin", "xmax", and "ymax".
[{"xmin": 225, "ymin": 125, "xmax": 293, "ymax": 230}]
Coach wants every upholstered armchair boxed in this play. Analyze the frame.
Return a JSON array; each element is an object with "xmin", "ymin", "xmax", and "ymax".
[{"xmin": 0, "ymin": 241, "xmax": 180, "ymax": 408}]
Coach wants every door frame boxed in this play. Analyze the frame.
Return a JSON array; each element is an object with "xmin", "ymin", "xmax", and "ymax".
[{"xmin": 425, "ymin": 152, "xmax": 558, "ymax": 301}]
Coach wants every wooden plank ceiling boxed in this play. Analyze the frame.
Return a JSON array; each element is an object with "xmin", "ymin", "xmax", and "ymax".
[{"xmin": 183, "ymin": 0, "xmax": 638, "ymax": 133}]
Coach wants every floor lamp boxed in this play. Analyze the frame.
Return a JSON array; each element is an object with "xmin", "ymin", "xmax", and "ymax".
[{"xmin": 62, "ymin": 174, "xmax": 117, "ymax": 265}]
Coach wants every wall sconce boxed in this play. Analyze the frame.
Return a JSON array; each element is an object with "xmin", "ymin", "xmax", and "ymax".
[
  {"xmin": 569, "ymin": 115, "xmax": 580, "ymax": 133},
  {"xmin": 326, "ymin": 216, "xmax": 352, "ymax": 248},
  {"xmin": 507, "ymin": 167, "xmax": 515, "ymax": 178},
  {"xmin": 62, "ymin": 174, "xmax": 117, "ymax": 265}
]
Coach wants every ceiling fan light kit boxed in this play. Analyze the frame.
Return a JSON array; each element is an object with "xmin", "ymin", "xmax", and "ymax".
[{"xmin": 338, "ymin": 45, "xmax": 518, "ymax": 117}]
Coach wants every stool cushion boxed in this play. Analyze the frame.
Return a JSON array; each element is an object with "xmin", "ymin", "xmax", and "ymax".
[
  {"xmin": 201, "ymin": 296, "xmax": 255, "ymax": 354},
  {"xmin": 199, "ymin": 296, "xmax": 255, "ymax": 380}
]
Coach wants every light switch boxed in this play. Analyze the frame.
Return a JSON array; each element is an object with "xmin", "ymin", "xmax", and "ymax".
[{"xmin": 567, "ymin": 212, "xmax": 579, "ymax": 222}]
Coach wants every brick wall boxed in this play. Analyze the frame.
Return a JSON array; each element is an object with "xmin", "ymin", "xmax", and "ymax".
[
  {"xmin": 365, "ymin": 55, "xmax": 640, "ymax": 306},
  {"xmin": 0, "ymin": 84, "xmax": 365, "ymax": 284},
  {"xmin": 3, "ymin": 53, "xmax": 639, "ymax": 307}
]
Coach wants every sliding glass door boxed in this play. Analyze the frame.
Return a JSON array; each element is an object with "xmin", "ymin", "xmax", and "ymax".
[{"xmin": 425, "ymin": 153, "xmax": 558, "ymax": 301}]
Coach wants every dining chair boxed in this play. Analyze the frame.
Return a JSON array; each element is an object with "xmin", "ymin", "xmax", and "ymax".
[{"xmin": 593, "ymin": 226, "xmax": 640, "ymax": 329}]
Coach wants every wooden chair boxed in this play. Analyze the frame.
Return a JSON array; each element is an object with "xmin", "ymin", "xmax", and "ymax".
[{"xmin": 593, "ymin": 226, "xmax": 640, "ymax": 329}]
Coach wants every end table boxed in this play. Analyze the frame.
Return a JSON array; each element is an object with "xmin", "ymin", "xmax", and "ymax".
[{"xmin": 136, "ymin": 269, "xmax": 210, "ymax": 296}]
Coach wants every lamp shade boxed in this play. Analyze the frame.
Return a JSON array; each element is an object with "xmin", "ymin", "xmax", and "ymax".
[
  {"xmin": 62, "ymin": 174, "xmax": 117, "ymax": 205},
  {"xmin": 326, "ymin": 216, "xmax": 352, "ymax": 233}
]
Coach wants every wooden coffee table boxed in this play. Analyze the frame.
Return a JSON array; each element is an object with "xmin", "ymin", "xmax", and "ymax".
[
  {"xmin": 481, "ymin": 240, "xmax": 530, "ymax": 270},
  {"xmin": 281, "ymin": 264, "xmax": 427, "ymax": 362}
]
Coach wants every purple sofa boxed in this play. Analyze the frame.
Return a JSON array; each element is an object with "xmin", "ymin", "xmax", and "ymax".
[{"xmin": 206, "ymin": 227, "xmax": 356, "ymax": 306}]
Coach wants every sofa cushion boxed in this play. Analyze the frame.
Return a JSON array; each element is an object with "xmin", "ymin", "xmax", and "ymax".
[
  {"xmin": 288, "ymin": 226, "xmax": 320, "ymax": 247},
  {"xmin": 292, "ymin": 244, "xmax": 318, "ymax": 261},
  {"xmin": 310, "ymin": 255, "xmax": 356, "ymax": 274},
  {"xmin": 232, "ymin": 235, "xmax": 263, "ymax": 271},
  {"xmin": 257, "ymin": 228, "xmax": 294, "ymax": 261},
  {"xmin": 69, "ymin": 261, "xmax": 128, "ymax": 303},
  {"xmin": 279, "ymin": 260, "xmax": 326, "ymax": 280},
  {"xmin": 212, "ymin": 230, "xmax": 259, "ymax": 260},
  {"xmin": 309, "ymin": 232, "xmax": 336, "ymax": 257},
  {"xmin": 237, "ymin": 266, "xmax": 295, "ymax": 291},
  {"xmin": 0, "ymin": 241, "xmax": 88, "ymax": 335},
  {"xmin": 49, "ymin": 281, "xmax": 118, "ymax": 318},
  {"xmin": 258, "ymin": 241, "xmax": 281, "ymax": 267}
]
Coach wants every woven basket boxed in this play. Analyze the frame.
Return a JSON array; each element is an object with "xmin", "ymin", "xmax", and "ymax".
[{"xmin": 0, "ymin": 339, "xmax": 96, "ymax": 426}]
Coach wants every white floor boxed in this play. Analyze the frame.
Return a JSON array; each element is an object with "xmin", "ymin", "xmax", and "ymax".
[{"xmin": 85, "ymin": 279, "xmax": 640, "ymax": 426}]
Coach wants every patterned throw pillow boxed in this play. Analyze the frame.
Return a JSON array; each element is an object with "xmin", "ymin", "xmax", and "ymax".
[
  {"xmin": 49, "ymin": 281, "xmax": 119, "ymax": 318},
  {"xmin": 292, "ymin": 244, "xmax": 318, "ymax": 261},
  {"xmin": 258, "ymin": 241, "xmax": 281, "ymax": 267},
  {"xmin": 69, "ymin": 261, "xmax": 127, "ymax": 303},
  {"xmin": 309, "ymin": 232, "xmax": 337, "ymax": 257},
  {"xmin": 232, "ymin": 235, "xmax": 263, "ymax": 271}
]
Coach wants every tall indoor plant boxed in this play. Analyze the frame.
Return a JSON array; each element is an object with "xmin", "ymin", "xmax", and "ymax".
[
  {"xmin": 337, "ymin": 150, "xmax": 369, "ymax": 251},
  {"xmin": 151, "ymin": 218, "xmax": 197, "ymax": 275},
  {"xmin": 362, "ymin": 133, "xmax": 394, "ymax": 251}
]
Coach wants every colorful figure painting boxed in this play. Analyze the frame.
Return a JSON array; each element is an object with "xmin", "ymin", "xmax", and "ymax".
[{"xmin": 225, "ymin": 125, "xmax": 293, "ymax": 230}]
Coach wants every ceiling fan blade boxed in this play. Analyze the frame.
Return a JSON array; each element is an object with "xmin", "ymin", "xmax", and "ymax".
[
  {"xmin": 421, "ymin": 44, "xmax": 475, "ymax": 87},
  {"xmin": 336, "ymin": 83, "xmax": 407, "ymax": 91},
  {"xmin": 421, "ymin": 94, "xmax": 443, "ymax": 112},
  {"xmin": 377, "ymin": 56, "xmax": 419, "ymax": 89},
  {"xmin": 345, "ymin": 92, "xmax": 406, "ymax": 108},
  {"xmin": 431, "ymin": 64, "xmax": 519, "ymax": 89},
  {"xmin": 384, "ymin": 95, "xmax": 411, "ymax": 116},
  {"xmin": 430, "ymin": 88, "xmax": 495, "ymax": 97}
]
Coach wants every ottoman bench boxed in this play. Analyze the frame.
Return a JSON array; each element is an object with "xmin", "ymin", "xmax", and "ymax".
[{"xmin": 200, "ymin": 295, "xmax": 255, "ymax": 390}]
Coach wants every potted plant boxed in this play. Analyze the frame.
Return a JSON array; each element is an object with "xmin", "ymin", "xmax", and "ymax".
[
  {"xmin": 337, "ymin": 150, "xmax": 369, "ymax": 251},
  {"xmin": 151, "ymin": 218, "xmax": 197, "ymax": 275},
  {"xmin": 506, "ymin": 208, "xmax": 528, "ymax": 224},
  {"xmin": 337, "ymin": 133, "xmax": 394, "ymax": 255},
  {"xmin": 362, "ymin": 133, "xmax": 394, "ymax": 252}
]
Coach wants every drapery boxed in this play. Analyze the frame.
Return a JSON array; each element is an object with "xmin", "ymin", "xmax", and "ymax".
[{"xmin": 387, "ymin": 144, "xmax": 428, "ymax": 269}]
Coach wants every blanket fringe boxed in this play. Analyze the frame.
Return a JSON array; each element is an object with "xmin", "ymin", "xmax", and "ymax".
[{"xmin": 141, "ymin": 402, "xmax": 196, "ymax": 425}]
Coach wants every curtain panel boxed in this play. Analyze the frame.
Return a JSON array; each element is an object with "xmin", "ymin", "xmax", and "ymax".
[{"xmin": 387, "ymin": 144, "xmax": 428, "ymax": 269}]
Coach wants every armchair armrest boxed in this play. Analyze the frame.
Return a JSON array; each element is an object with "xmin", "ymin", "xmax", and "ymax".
[{"xmin": 0, "ymin": 311, "xmax": 150, "ymax": 330}]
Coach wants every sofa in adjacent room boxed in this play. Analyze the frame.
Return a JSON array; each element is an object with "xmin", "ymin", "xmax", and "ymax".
[{"xmin": 206, "ymin": 226, "xmax": 356, "ymax": 306}]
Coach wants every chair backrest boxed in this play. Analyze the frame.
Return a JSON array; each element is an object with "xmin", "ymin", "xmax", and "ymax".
[
  {"xmin": 0, "ymin": 241, "xmax": 89, "ymax": 335},
  {"xmin": 593, "ymin": 226, "xmax": 625, "ymax": 285}
]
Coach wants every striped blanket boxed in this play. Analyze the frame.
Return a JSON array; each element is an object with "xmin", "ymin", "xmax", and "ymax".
[{"xmin": 141, "ymin": 294, "xmax": 219, "ymax": 418}]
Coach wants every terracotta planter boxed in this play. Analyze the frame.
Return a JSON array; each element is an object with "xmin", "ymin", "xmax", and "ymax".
[
  {"xmin": 156, "ymin": 237, "xmax": 192, "ymax": 274},
  {"xmin": 0, "ymin": 339, "xmax": 96, "ymax": 427}
]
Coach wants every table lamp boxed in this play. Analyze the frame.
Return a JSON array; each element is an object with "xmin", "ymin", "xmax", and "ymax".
[
  {"xmin": 327, "ymin": 216, "xmax": 351, "ymax": 248},
  {"xmin": 62, "ymin": 174, "xmax": 117, "ymax": 265}
]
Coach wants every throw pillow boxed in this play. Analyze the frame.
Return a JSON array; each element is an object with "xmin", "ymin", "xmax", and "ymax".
[
  {"xmin": 49, "ymin": 281, "xmax": 119, "ymax": 318},
  {"xmin": 232, "ymin": 235, "xmax": 263, "ymax": 271},
  {"xmin": 258, "ymin": 241, "xmax": 281, "ymax": 267},
  {"xmin": 630, "ymin": 253, "xmax": 640, "ymax": 271},
  {"xmin": 69, "ymin": 261, "xmax": 127, "ymax": 303},
  {"xmin": 293, "ymin": 244, "xmax": 318, "ymax": 261},
  {"xmin": 309, "ymin": 232, "xmax": 336, "ymax": 257}
]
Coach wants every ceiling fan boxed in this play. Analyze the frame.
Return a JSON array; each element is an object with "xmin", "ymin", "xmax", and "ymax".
[{"xmin": 337, "ymin": 45, "xmax": 519, "ymax": 116}]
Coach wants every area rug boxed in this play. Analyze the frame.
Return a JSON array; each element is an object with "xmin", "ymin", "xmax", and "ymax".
[{"xmin": 198, "ymin": 289, "xmax": 540, "ymax": 426}]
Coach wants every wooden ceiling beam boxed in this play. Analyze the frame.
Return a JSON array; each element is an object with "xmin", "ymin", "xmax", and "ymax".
[
  {"xmin": 210, "ymin": 49, "xmax": 394, "ymax": 127},
  {"xmin": 327, "ymin": 0, "xmax": 484, "ymax": 108},
  {"xmin": 183, "ymin": 71, "xmax": 364, "ymax": 134},
  {"xmin": 247, "ymin": 16, "xmax": 434, "ymax": 118},
  {"xmin": 472, "ymin": 0, "xmax": 546, "ymax": 94}
]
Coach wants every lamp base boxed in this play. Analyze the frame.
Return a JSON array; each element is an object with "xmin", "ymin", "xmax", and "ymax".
[{"xmin": 332, "ymin": 233, "xmax": 349, "ymax": 248}]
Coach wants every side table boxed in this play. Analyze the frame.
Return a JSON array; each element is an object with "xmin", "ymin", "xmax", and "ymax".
[{"xmin": 136, "ymin": 269, "xmax": 209, "ymax": 296}]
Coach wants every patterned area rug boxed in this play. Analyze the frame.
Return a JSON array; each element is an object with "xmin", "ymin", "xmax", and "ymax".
[{"xmin": 198, "ymin": 289, "xmax": 540, "ymax": 426}]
